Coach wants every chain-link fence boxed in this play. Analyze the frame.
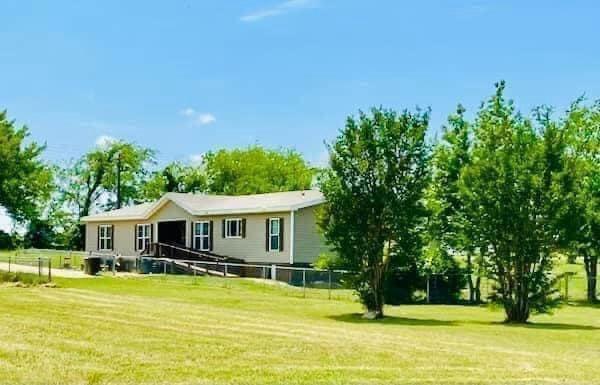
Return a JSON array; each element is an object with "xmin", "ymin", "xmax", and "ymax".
[
  {"xmin": 556, "ymin": 274, "xmax": 599, "ymax": 302},
  {"xmin": 0, "ymin": 254, "xmax": 53, "ymax": 281},
  {"xmin": 139, "ymin": 257, "xmax": 353, "ymax": 300},
  {"xmin": 2, "ymin": 249, "xmax": 86, "ymax": 270},
  {"xmin": 134, "ymin": 257, "xmax": 600, "ymax": 303},
  {"xmin": 1, "ymin": 249, "xmax": 597, "ymax": 303}
]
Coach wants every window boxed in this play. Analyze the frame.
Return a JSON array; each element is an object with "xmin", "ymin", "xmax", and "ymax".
[
  {"xmin": 269, "ymin": 218, "xmax": 280, "ymax": 251},
  {"xmin": 194, "ymin": 221, "xmax": 210, "ymax": 251},
  {"xmin": 225, "ymin": 218, "xmax": 242, "ymax": 238},
  {"xmin": 99, "ymin": 225, "xmax": 113, "ymax": 251},
  {"xmin": 136, "ymin": 224, "xmax": 152, "ymax": 251}
]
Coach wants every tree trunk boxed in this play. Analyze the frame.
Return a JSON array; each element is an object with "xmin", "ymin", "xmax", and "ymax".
[
  {"xmin": 583, "ymin": 251, "xmax": 598, "ymax": 303},
  {"xmin": 467, "ymin": 252, "xmax": 475, "ymax": 303},
  {"xmin": 505, "ymin": 283, "xmax": 530, "ymax": 323},
  {"xmin": 505, "ymin": 303, "xmax": 530, "ymax": 323},
  {"xmin": 364, "ymin": 265, "xmax": 385, "ymax": 319},
  {"xmin": 504, "ymin": 273, "xmax": 530, "ymax": 323},
  {"xmin": 474, "ymin": 276, "xmax": 481, "ymax": 303}
]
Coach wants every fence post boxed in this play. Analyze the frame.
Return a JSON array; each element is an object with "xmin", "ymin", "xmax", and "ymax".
[
  {"xmin": 565, "ymin": 274, "xmax": 569, "ymax": 301},
  {"xmin": 163, "ymin": 261, "xmax": 167, "ymax": 274},
  {"xmin": 328, "ymin": 269, "xmax": 332, "ymax": 300},
  {"xmin": 8, "ymin": 256, "xmax": 11, "ymax": 273},
  {"xmin": 302, "ymin": 269, "xmax": 306, "ymax": 298},
  {"xmin": 426, "ymin": 275, "xmax": 430, "ymax": 304},
  {"xmin": 271, "ymin": 264, "xmax": 277, "ymax": 281},
  {"xmin": 224, "ymin": 263, "xmax": 228, "ymax": 278},
  {"xmin": 48, "ymin": 259, "xmax": 52, "ymax": 282},
  {"xmin": 38, "ymin": 257, "xmax": 42, "ymax": 278}
]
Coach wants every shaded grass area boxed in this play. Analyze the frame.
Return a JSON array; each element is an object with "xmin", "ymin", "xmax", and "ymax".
[{"xmin": 0, "ymin": 274, "xmax": 598, "ymax": 385}]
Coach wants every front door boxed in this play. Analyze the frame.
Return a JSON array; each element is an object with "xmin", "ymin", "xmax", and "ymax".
[{"xmin": 158, "ymin": 220, "xmax": 186, "ymax": 247}]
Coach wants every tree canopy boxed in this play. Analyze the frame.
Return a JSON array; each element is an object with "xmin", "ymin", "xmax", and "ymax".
[
  {"xmin": 204, "ymin": 146, "xmax": 315, "ymax": 195},
  {"xmin": 56, "ymin": 139, "xmax": 155, "ymax": 248},
  {"xmin": 0, "ymin": 111, "xmax": 53, "ymax": 222},
  {"xmin": 460, "ymin": 82, "xmax": 564, "ymax": 322},
  {"xmin": 557, "ymin": 99, "xmax": 600, "ymax": 302},
  {"xmin": 141, "ymin": 161, "xmax": 207, "ymax": 201},
  {"xmin": 318, "ymin": 107, "xmax": 431, "ymax": 318}
]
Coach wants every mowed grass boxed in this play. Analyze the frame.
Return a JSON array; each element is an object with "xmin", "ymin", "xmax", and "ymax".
[{"xmin": 0, "ymin": 275, "xmax": 599, "ymax": 385}]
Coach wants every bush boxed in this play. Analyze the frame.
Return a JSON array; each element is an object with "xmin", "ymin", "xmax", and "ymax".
[
  {"xmin": 384, "ymin": 262, "xmax": 467, "ymax": 305},
  {"xmin": 0, "ymin": 230, "xmax": 19, "ymax": 249},
  {"xmin": 384, "ymin": 266, "xmax": 423, "ymax": 305}
]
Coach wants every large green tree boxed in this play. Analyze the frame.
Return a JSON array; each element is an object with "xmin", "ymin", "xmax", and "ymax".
[
  {"xmin": 319, "ymin": 107, "xmax": 430, "ymax": 319},
  {"xmin": 426, "ymin": 105, "xmax": 482, "ymax": 302},
  {"xmin": 0, "ymin": 110, "xmax": 53, "ymax": 222},
  {"xmin": 460, "ymin": 82, "xmax": 563, "ymax": 322},
  {"xmin": 57, "ymin": 139, "xmax": 154, "ymax": 248},
  {"xmin": 141, "ymin": 162, "xmax": 207, "ymax": 200},
  {"xmin": 204, "ymin": 146, "xmax": 314, "ymax": 195},
  {"xmin": 558, "ymin": 100, "xmax": 600, "ymax": 302}
]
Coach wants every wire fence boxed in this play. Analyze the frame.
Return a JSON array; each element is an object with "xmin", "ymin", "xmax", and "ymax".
[
  {"xmin": 0, "ymin": 255, "xmax": 53, "ymax": 281},
  {"xmin": 0, "ymin": 249, "xmax": 597, "ymax": 304},
  {"xmin": 5, "ymin": 249, "xmax": 87, "ymax": 270},
  {"xmin": 138, "ymin": 258, "xmax": 600, "ymax": 303},
  {"xmin": 140, "ymin": 258, "xmax": 354, "ymax": 300}
]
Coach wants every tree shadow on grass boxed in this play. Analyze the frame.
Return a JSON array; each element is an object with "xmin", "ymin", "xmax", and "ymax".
[
  {"xmin": 496, "ymin": 321, "xmax": 600, "ymax": 331},
  {"xmin": 568, "ymin": 300, "xmax": 600, "ymax": 309},
  {"xmin": 328, "ymin": 313, "xmax": 457, "ymax": 326},
  {"xmin": 329, "ymin": 313, "xmax": 599, "ymax": 330}
]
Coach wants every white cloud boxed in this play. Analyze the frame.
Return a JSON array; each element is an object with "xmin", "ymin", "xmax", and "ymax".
[
  {"xmin": 189, "ymin": 153, "xmax": 204, "ymax": 165},
  {"xmin": 95, "ymin": 135, "xmax": 117, "ymax": 148},
  {"xmin": 180, "ymin": 108, "xmax": 216, "ymax": 126},
  {"xmin": 240, "ymin": 0, "xmax": 318, "ymax": 22},
  {"xmin": 180, "ymin": 107, "xmax": 196, "ymax": 117},
  {"xmin": 195, "ymin": 113, "xmax": 216, "ymax": 125}
]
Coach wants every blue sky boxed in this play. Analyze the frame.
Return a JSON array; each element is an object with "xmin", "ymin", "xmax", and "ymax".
[{"xmin": 1, "ymin": 0, "xmax": 600, "ymax": 230}]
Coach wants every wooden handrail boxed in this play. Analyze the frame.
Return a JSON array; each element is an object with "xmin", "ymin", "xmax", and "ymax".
[{"xmin": 149, "ymin": 242, "xmax": 244, "ymax": 263}]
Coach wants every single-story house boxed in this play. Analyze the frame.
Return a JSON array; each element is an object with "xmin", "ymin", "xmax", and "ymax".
[{"xmin": 80, "ymin": 190, "xmax": 328, "ymax": 265}]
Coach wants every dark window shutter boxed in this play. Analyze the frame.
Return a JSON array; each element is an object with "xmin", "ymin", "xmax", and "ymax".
[
  {"xmin": 209, "ymin": 220, "xmax": 214, "ymax": 251},
  {"xmin": 97, "ymin": 225, "xmax": 100, "ymax": 250},
  {"xmin": 191, "ymin": 222, "xmax": 195, "ymax": 249},
  {"xmin": 241, "ymin": 219, "xmax": 247, "ymax": 238},
  {"xmin": 110, "ymin": 225, "xmax": 114, "ymax": 250},
  {"xmin": 222, "ymin": 219, "xmax": 226, "ymax": 238},
  {"xmin": 150, "ymin": 223, "xmax": 154, "ymax": 244},
  {"xmin": 134, "ymin": 225, "xmax": 138, "ymax": 251},
  {"xmin": 279, "ymin": 217, "xmax": 284, "ymax": 251},
  {"xmin": 265, "ymin": 219, "xmax": 270, "ymax": 251}
]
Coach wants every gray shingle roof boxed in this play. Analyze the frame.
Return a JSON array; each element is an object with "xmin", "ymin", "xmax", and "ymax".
[{"xmin": 81, "ymin": 190, "xmax": 324, "ymax": 222}]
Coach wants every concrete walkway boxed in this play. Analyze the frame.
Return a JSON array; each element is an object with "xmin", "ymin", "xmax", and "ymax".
[{"xmin": 0, "ymin": 262, "xmax": 88, "ymax": 278}]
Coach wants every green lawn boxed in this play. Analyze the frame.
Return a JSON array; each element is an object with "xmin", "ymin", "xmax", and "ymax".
[{"xmin": 0, "ymin": 274, "xmax": 598, "ymax": 385}]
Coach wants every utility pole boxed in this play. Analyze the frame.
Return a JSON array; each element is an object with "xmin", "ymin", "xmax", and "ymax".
[{"xmin": 116, "ymin": 151, "xmax": 122, "ymax": 209}]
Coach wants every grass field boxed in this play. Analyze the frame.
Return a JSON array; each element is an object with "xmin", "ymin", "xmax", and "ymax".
[{"xmin": 0, "ymin": 274, "xmax": 599, "ymax": 385}]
